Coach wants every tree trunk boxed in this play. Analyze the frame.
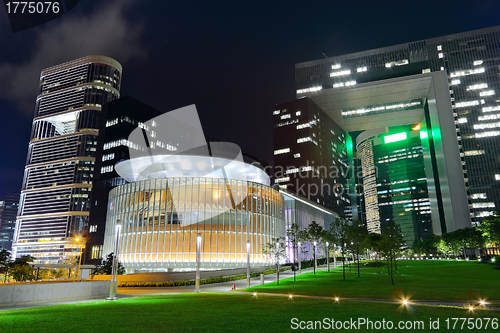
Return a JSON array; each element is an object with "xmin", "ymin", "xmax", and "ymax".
[
  {"xmin": 342, "ymin": 251, "xmax": 345, "ymax": 280},
  {"xmin": 390, "ymin": 255, "xmax": 394, "ymax": 285},
  {"xmin": 394, "ymin": 257, "xmax": 398, "ymax": 272},
  {"xmin": 357, "ymin": 248, "xmax": 360, "ymax": 278},
  {"xmin": 277, "ymin": 264, "xmax": 279, "ymax": 285},
  {"xmin": 387, "ymin": 257, "xmax": 390, "ymax": 275}
]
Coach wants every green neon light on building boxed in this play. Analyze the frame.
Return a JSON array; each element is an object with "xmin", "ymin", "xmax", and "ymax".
[
  {"xmin": 419, "ymin": 130, "xmax": 428, "ymax": 139},
  {"xmin": 384, "ymin": 132, "xmax": 407, "ymax": 144}
]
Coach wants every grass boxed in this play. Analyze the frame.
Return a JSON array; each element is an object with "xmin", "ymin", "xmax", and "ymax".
[
  {"xmin": 0, "ymin": 293, "xmax": 498, "ymax": 333},
  {"xmin": 245, "ymin": 260, "xmax": 500, "ymax": 301}
]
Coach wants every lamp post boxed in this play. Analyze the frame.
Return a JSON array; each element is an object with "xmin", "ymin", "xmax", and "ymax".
[
  {"xmin": 195, "ymin": 233, "xmax": 202, "ymax": 292},
  {"xmin": 73, "ymin": 237, "xmax": 84, "ymax": 282},
  {"xmin": 298, "ymin": 242, "xmax": 301, "ymax": 275},
  {"xmin": 246, "ymin": 240, "xmax": 251, "ymax": 288},
  {"xmin": 326, "ymin": 242, "xmax": 329, "ymax": 272},
  {"xmin": 276, "ymin": 241, "xmax": 280, "ymax": 285},
  {"xmin": 313, "ymin": 241, "xmax": 317, "ymax": 274},
  {"xmin": 108, "ymin": 221, "xmax": 122, "ymax": 300}
]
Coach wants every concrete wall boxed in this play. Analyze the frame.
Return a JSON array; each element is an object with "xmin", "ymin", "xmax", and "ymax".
[
  {"xmin": 0, "ymin": 281, "xmax": 110, "ymax": 305},
  {"xmin": 90, "ymin": 266, "xmax": 272, "ymax": 283}
]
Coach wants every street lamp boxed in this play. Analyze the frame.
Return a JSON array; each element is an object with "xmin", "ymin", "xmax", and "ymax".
[
  {"xmin": 246, "ymin": 240, "xmax": 251, "ymax": 288},
  {"xmin": 298, "ymin": 242, "xmax": 301, "ymax": 275},
  {"xmin": 326, "ymin": 242, "xmax": 329, "ymax": 272},
  {"xmin": 73, "ymin": 237, "xmax": 85, "ymax": 282},
  {"xmin": 313, "ymin": 241, "xmax": 317, "ymax": 274},
  {"xmin": 195, "ymin": 233, "xmax": 202, "ymax": 292},
  {"xmin": 108, "ymin": 221, "xmax": 122, "ymax": 300}
]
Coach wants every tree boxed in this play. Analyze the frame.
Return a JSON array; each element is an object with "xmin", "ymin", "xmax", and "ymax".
[
  {"xmin": 262, "ymin": 237, "xmax": 286, "ymax": 285},
  {"xmin": 346, "ymin": 221, "xmax": 368, "ymax": 277},
  {"xmin": 287, "ymin": 223, "xmax": 306, "ymax": 281},
  {"xmin": 0, "ymin": 247, "xmax": 10, "ymax": 282},
  {"xmin": 304, "ymin": 221, "xmax": 324, "ymax": 274},
  {"xmin": 477, "ymin": 213, "xmax": 500, "ymax": 247},
  {"xmin": 92, "ymin": 253, "xmax": 125, "ymax": 276},
  {"xmin": 9, "ymin": 255, "xmax": 35, "ymax": 282},
  {"xmin": 329, "ymin": 216, "xmax": 350, "ymax": 280},
  {"xmin": 380, "ymin": 221, "xmax": 405, "ymax": 285}
]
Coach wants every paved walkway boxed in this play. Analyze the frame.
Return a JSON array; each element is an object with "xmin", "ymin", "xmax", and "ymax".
[{"xmin": 2, "ymin": 265, "xmax": 499, "ymax": 311}]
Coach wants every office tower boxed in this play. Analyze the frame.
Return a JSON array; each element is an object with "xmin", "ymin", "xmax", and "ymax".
[
  {"xmin": 357, "ymin": 125, "xmax": 432, "ymax": 247},
  {"xmin": 273, "ymin": 97, "xmax": 352, "ymax": 217},
  {"xmin": 86, "ymin": 96, "xmax": 168, "ymax": 264},
  {"xmin": 295, "ymin": 26, "xmax": 500, "ymax": 229},
  {"xmin": 13, "ymin": 55, "xmax": 122, "ymax": 264},
  {"xmin": 0, "ymin": 192, "xmax": 20, "ymax": 251}
]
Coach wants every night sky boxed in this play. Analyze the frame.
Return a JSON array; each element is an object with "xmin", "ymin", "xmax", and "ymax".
[{"xmin": 0, "ymin": 0, "xmax": 499, "ymax": 199}]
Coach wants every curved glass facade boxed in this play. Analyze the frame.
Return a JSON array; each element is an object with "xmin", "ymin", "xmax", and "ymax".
[{"xmin": 103, "ymin": 177, "xmax": 285, "ymax": 271}]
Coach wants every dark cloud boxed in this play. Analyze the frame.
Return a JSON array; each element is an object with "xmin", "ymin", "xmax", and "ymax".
[{"xmin": 0, "ymin": 1, "xmax": 146, "ymax": 117}]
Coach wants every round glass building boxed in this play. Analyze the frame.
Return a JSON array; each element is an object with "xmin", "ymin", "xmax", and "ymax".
[{"xmin": 102, "ymin": 155, "xmax": 284, "ymax": 272}]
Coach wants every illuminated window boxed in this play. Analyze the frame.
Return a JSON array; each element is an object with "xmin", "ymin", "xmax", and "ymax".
[
  {"xmin": 273, "ymin": 110, "xmax": 280, "ymax": 115},
  {"xmin": 89, "ymin": 225, "xmax": 97, "ymax": 233},
  {"xmin": 455, "ymin": 100, "xmax": 479, "ymax": 108},
  {"xmin": 332, "ymin": 64, "xmax": 341, "ymax": 69},
  {"xmin": 275, "ymin": 177, "xmax": 290, "ymax": 183},
  {"xmin": 102, "ymin": 153, "xmax": 114, "ymax": 162},
  {"xmin": 473, "ymin": 60, "xmax": 483, "ymax": 66},
  {"xmin": 476, "ymin": 131, "xmax": 500, "ymax": 138},
  {"xmin": 297, "ymin": 86, "xmax": 322, "ymax": 94},
  {"xmin": 457, "ymin": 118, "xmax": 467, "ymax": 124},
  {"xmin": 357, "ymin": 67, "xmax": 367, "ymax": 72},
  {"xmin": 330, "ymin": 69, "xmax": 351, "ymax": 77},
  {"xmin": 472, "ymin": 202, "xmax": 495, "ymax": 208},
  {"xmin": 385, "ymin": 59, "xmax": 408, "ymax": 68},
  {"xmin": 297, "ymin": 137, "xmax": 312, "ymax": 143},
  {"xmin": 296, "ymin": 111, "xmax": 301, "ymax": 116},
  {"xmin": 467, "ymin": 83, "xmax": 487, "ymax": 90},
  {"xmin": 471, "ymin": 193, "xmax": 487, "ymax": 199},
  {"xmin": 474, "ymin": 122, "xmax": 500, "ymax": 130},
  {"xmin": 294, "ymin": 153, "xmax": 300, "ymax": 158},
  {"xmin": 450, "ymin": 67, "xmax": 485, "ymax": 77},
  {"xmin": 281, "ymin": 114, "xmax": 291, "ymax": 120},
  {"xmin": 482, "ymin": 106, "xmax": 500, "ymax": 113},
  {"xmin": 437, "ymin": 45, "xmax": 442, "ymax": 51},
  {"xmin": 274, "ymin": 148, "xmax": 290, "ymax": 155},
  {"xmin": 100, "ymin": 165, "xmax": 113, "ymax": 174},
  {"xmin": 422, "ymin": 68, "xmax": 431, "ymax": 74},
  {"xmin": 496, "ymin": 174, "xmax": 500, "ymax": 180},
  {"xmin": 451, "ymin": 79, "xmax": 461, "ymax": 85},
  {"xmin": 286, "ymin": 168, "xmax": 299, "ymax": 174},
  {"xmin": 438, "ymin": 53, "xmax": 444, "ymax": 58},
  {"xmin": 106, "ymin": 118, "xmax": 118, "ymax": 127},
  {"xmin": 480, "ymin": 90, "xmax": 495, "ymax": 97},
  {"xmin": 464, "ymin": 150, "xmax": 485, "ymax": 156}
]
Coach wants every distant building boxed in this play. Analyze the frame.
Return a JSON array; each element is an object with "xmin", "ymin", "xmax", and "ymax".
[
  {"xmin": 272, "ymin": 97, "xmax": 352, "ymax": 218},
  {"xmin": 0, "ymin": 192, "xmax": 20, "ymax": 251},
  {"xmin": 13, "ymin": 55, "xmax": 122, "ymax": 263},
  {"xmin": 296, "ymin": 26, "xmax": 500, "ymax": 230}
]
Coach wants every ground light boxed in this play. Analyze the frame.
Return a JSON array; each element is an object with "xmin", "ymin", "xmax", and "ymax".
[
  {"xmin": 468, "ymin": 306, "xmax": 474, "ymax": 312},
  {"xmin": 334, "ymin": 297, "xmax": 340, "ymax": 302},
  {"xmin": 253, "ymin": 293, "xmax": 257, "ymax": 296},
  {"xmin": 289, "ymin": 295, "xmax": 293, "ymax": 299}
]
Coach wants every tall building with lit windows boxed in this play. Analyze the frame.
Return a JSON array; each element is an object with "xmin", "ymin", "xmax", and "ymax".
[
  {"xmin": 13, "ymin": 55, "xmax": 122, "ymax": 264},
  {"xmin": 295, "ymin": 26, "xmax": 500, "ymax": 239},
  {"xmin": 273, "ymin": 97, "xmax": 352, "ymax": 218}
]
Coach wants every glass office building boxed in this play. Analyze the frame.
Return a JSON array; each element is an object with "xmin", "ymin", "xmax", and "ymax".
[
  {"xmin": 13, "ymin": 55, "xmax": 122, "ymax": 263},
  {"xmin": 103, "ymin": 177, "xmax": 284, "ymax": 271},
  {"xmin": 296, "ymin": 26, "xmax": 500, "ymax": 226},
  {"xmin": 0, "ymin": 192, "xmax": 20, "ymax": 251}
]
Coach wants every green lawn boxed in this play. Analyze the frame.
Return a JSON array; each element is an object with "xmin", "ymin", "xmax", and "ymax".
[
  {"xmin": 246, "ymin": 260, "xmax": 500, "ymax": 301},
  {"xmin": 0, "ymin": 293, "xmax": 498, "ymax": 333}
]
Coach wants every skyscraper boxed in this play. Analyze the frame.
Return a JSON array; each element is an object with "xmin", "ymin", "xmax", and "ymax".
[
  {"xmin": 295, "ymin": 26, "xmax": 500, "ymax": 227},
  {"xmin": 0, "ymin": 192, "xmax": 20, "ymax": 251},
  {"xmin": 13, "ymin": 55, "xmax": 122, "ymax": 264}
]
